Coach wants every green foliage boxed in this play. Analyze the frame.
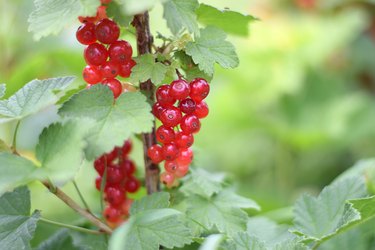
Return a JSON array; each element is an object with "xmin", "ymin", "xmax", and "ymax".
[
  {"xmin": 130, "ymin": 192, "xmax": 170, "ymax": 215},
  {"xmin": 0, "ymin": 77, "xmax": 75, "ymax": 123},
  {"xmin": 0, "ymin": 187, "xmax": 40, "ymax": 250},
  {"xmin": 28, "ymin": 0, "xmax": 100, "ymax": 40},
  {"xmin": 163, "ymin": 0, "xmax": 199, "ymax": 35},
  {"xmin": 117, "ymin": 0, "xmax": 166, "ymax": 15},
  {"xmin": 0, "ymin": 139, "xmax": 11, "ymax": 152},
  {"xmin": 130, "ymin": 54, "xmax": 169, "ymax": 85},
  {"xmin": 36, "ymin": 230, "xmax": 77, "ymax": 250},
  {"xmin": 59, "ymin": 85, "xmax": 153, "ymax": 159},
  {"xmin": 0, "ymin": 84, "xmax": 5, "ymax": 98},
  {"xmin": 186, "ymin": 27, "xmax": 239, "ymax": 75}
]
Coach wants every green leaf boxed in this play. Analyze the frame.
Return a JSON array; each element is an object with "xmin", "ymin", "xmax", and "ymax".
[
  {"xmin": 272, "ymin": 240, "xmax": 308, "ymax": 250},
  {"xmin": 130, "ymin": 54, "xmax": 169, "ymax": 85},
  {"xmin": 0, "ymin": 84, "xmax": 5, "ymax": 99},
  {"xmin": 130, "ymin": 192, "xmax": 170, "ymax": 215},
  {"xmin": 0, "ymin": 77, "xmax": 75, "ymax": 123},
  {"xmin": 292, "ymin": 177, "xmax": 367, "ymax": 242},
  {"xmin": 0, "ymin": 187, "xmax": 41, "ymax": 250},
  {"xmin": 186, "ymin": 26, "xmax": 239, "ymax": 75},
  {"xmin": 174, "ymin": 51, "xmax": 212, "ymax": 82},
  {"xmin": 36, "ymin": 122, "xmax": 85, "ymax": 184},
  {"xmin": 163, "ymin": 0, "xmax": 199, "ymax": 35},
  {"xmin": 0, "ymin": 153, "xmax": 42, "ymax": 195},
  {"xmin": 109, "ymin": 208, "xmax": 193, "ymax": 250},
  {"xmin": 196, "ymin": 4, "xmax": 256, "ymax": 37},
  {"xmin": 319, "ymin": 228, "xmax": 369, "ymax": 250},
  {"xmin": 36, "ymin": 229, "xmax": 78, "ymax": 250},
  {"xmin": 199, "ymin": 234, "xmax": 225, "ymax": 250},
  {"xmin": 223, "ymin": 232, "xmax": 267, "ymax": 250},
  {"xmin": 70, "ymin": 231, "xmax": 108, "ymax": 250},
  {"xmin": 59, "ymin": 85, "xmax": 153, "ymax": 159},
  {"xmin": 118, "ymin": 0, "xmax": 167, "ymax": 15},
  {"xmin": 181, "ymin": 168, "xmax": 225, "ymax": 197},
  {"xmin": 28, "ymin": 0, "xmax": 100, "ymax": 40},
  {"xmin": 0, "ymin": 139, "xmax": 11, "ymax": 153}
]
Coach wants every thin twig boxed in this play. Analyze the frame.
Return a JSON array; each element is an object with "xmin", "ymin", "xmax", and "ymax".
[
  {"xmin": 72, "ymin": 180, "xmax": 91, "ymax": 212},
  {"xmin": 11, "ymin": 121, "xmax": 21, "ymax": 155},
  {"xmin": 39, "ymin": 217, "xmax": 104, "ymax": 235}
]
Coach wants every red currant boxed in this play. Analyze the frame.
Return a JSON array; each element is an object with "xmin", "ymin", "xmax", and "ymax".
[
  {"xmin": 95, "ymin": 18, "xmax": 120, "ymax": 44},
  {"xmin": 152, "ymin": 102, "xmax": 165, "ymax": 119},
  {"xmin": 147, "ymin": 144, "xmax": 164, "ymax": 164},
  {"xmin": 180, "ymin": 115, "xmax": 201, "ymax": 134},
  {"xmin": 106, "ymin": 166, "xmax": 124, "ymax": 184},
  {"xmin": 96, "ymin": 6, "xmax": 108, "ymax": 20},
  {"xmin": 162, "ymin": 144, "xmax": 179, "ymax": 161},
  {"xmin": 100, "ymin": 60, "xmax": 120, "ymax": 79},
  {"xmin": 119, "ymin": 160, "xmax": 135, "ymax": 176},
  {"xmin": 176, "ymin": 148, "xmax": 193, "ymax": 166},
  {"xmin": 175, "ymin": 164, "xmax": 189, "ymax": 178},
  {"xmin": 156, "ymin": 125, "xmax": 175, "ymax": 144},
  {"xmin": 194, "ymin": 101, "xmax": 209, "ymax": 119},
  {"xmin": 175, "ymin": 132, "xmax": 194, "ymax": 148},
  {"xmin": 190, "ymin": 78, "xmax": 210, "ymax": 102},
  {"xmin": 169, "ymin": 79, "xmax": 190, "ymax": 100},
  {"xmin": 105, "ymin": 187, "xmax": 125, "ymax": 206},
  {"xmin": 118, "ymin": 59, "xmax": 136, "ymax": 78},
  {"xmin": 94, "ymin": 156, "xmax": 106, "ymax": 175},
  {"xmin": 160, "ymin": 107, "xmax": 182, "ymax": 127},
  {"xmin": 109, "ymin": 40, "xmax": 133, "ymax": 63},
  {"xmin": 121, "ymin": 140, "xmax": 132, "ymax": 156},
  {"xmin": 76, "ymin": 22, "xmax": 96, "ymax": 45},
  {"xmin": 103, "ymin": 205, "xmax": 122, "ymax": 223},
  {"xmin": 125, "ymin": 177, "xmax": 140, "ymax": 193},
  {"xmin": 178, "ymin": 98, "xmax": 196, "ymax": 114},
  {"xmin": 83, "ymin": 65, "xmax": 102, "ymax": 84},
  {"xmin": 160, "ymin": 172, "xmax": 175, "ymax": 187},
  {"xmin": 95, "ymin": 176, "xmax": 103, "ymax": 190},
  {"xmin": 78, "ymin": 16, "xmax": 97, "ymax": 24},
  {"xmin": 156, "ymin": 85, "xmax": 175, "ymax": 107},
  {"xmin": 84, "ymin": 43, "xmax": 108, "ymax": 66},
  {"xmin": 106, "ymin": 147, "xmax": 120, "ymax": 162},
  {"xmin": 102, "ymin": 78, "xmax": 122, "ymax": 98},
  {"xmin": 164, "ymin": 160, "xmax": 178, "ymax": 173}
]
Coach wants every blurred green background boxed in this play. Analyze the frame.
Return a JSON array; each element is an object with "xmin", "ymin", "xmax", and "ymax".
[{"xmin": 1, "ymin": 0, "xmax": 375, "ymax": 240}]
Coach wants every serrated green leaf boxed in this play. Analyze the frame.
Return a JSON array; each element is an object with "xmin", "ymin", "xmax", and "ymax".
[
  {"xmin": 59, "ymin": 85, "xmax": 153, "ymax": 159},
  {"xmin": 272, "ymin": 239, "xmax": 308, "ymax": 250},
  {"xmin": 181, "ymin": 168, "xmax": 225, "ymax": 197},
  {"xmin": 0, "ymin": 153, "xmax": 43, "ymax": 195},
  {"xmin": 186, "ymin": 26, "xmax": 239, "ymax": 75},
  {"xmin": 70, "ymin": 231, "xmax": 108, "ymax": 250},
  {"xmin": 0, "ymin": 139, "xmax": 11, "ymax": 153},
  {"xmin": 0, "ymin": 84, "xmax": 5, "ymax": 99},
  {"xmin": 109, "ymin": 208, "xmax": 193, "ymax": 250},
  {"xmin": 292, "ymin": 177, "xmax": 367, "ymax": 241},
  {"xmin": 36, "ymin": 122, "xmax": 85, "ymax": 184},
  {"xmin": 28, "ymin": 0, "xmax": 100, "ymax": 40},
  {"xmin": 0, "ymin": 187, "xmax": 41, "ymax": 250},
  {"xmin": 163, "ymin": 0, "xmax": 199, "ymax": 35},
  {"xmin": 130, "ymin": 54, "xmax": 169, "ymax": 85},
  {"xmin": 199, "ymin": 234, "xmax": 225, "ymax": 250},
  {"xmin": 130, "ymin": 192, "xmax": 170, "ymax": 215},
  {"xmin": 174, "ymin": 51, "xmax": 212, "ymax": 82},
  {"xmin": 0, "ymin": 77, "xmax": 75, "ymax": 123},
  {"xmin": 196, "ymin": 4, "xmax": 256, "ymax": 37},
  {"xmin": 319, "ymin": 228, "xmax": 368, "ymax": 250},
  {"xmin": 215, "ymin": 190, "xmax": 260, "ymax": 210},
  {"xmin": 36, "ymin": 229, "xmax": 78, "ymax": 250},
  {"xmin": 106, "ymin": 1, "xmax": 133, "ymax": 26},
  {"xmin": 118, "ymin": 0, "xmax": 167, "ymax": 15},
  {"xmin": 223, "ymin": 232, "xmax": 267, "ymax": 250}
]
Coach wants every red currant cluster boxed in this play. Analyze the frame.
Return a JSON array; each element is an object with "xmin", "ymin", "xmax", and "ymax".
[
  {"xmin": 76, "ymin": 1, "xmax": 135, "ymax": 98},
  {"xmin": 147, "ymin": 78, "xmax": 210, "ymax": 187},
  {"xmin": 93, "ymin": 140, "xmax": 140, "ymax": 227}
]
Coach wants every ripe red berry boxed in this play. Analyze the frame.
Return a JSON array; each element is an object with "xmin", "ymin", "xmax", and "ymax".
[
  {"xmin": 160, "ymin": 107, "xmax": 182, "ymax": 127},
  {"xmin": 156, "ymin": 126, "xmax": 175, "ymax": 144},
  {"xmin": 160, "ymin": 172, "xmax": 175, "ymax": 187},
  {"xmin": 95, "ymin": 176, "xmax": 103, "ymax": 190},
  {"xmin": 194, "ymin": 101, "xmax": 209, "ymax": 119},
  {"xmin": 176, "ymin": 148, "xmax": 193, "ymax": 166},
  {"xmin": 175, "ymin": 132, "xmax": 194, "ymax": 148},
  {"xmin": 119, "ymin": 160, "xmax": 135, "ymax": 176},
  {"xmin": 78, "ymin": 16, "xmax": 97, "ymax": 24},
  {"xmin": 83, "ymin": 65, "xmax": 102, "ymax": 84},
  {"xmin": 94, "ymin": 156, "xmax": 106, "ymax": 175},
  {"xmin": 95, "ymin": 19, "xmax": 120, "ymax": 44},
  {"xmin": 147, "ymin": 144, "xmax": 164, "ymax": 164},
  {"xmin": 169, "ymin": 79, "xmax": 190, "ymax": 100},
  {"xmin": 178, "ymin": 98, "xmax": 196, "ymax": 114},
  {"xmin": 162, "ymin": 144, "xmax": 179, "ymax": 161},
  {"xmin": 175, "ymin": 164, "xmax": 189, "ymax": 178},
  {"xmin": 190, "ymin": 78, "xmax": 210, "ymax": 102},
  {"xmin": 125, "ymin": 177, "xmax": 140, "ymax": 193},
  {"xmin": 109, "ymin": 40, "xmax": 133, "ymax": 63},
  {"xmin": 106, "ymin": 147, "xmax": 120, "ymax": 162},
  {"xmin": 180, "ymin": 115, "xmax": 201, "ymax": 134},
  {"xmin": 164, "ymin": 160, "xmax": 178, "ymax": 173},
  {"xmin": 76, "ymin": 22, "xmax": 96, "ymax": 45},
  {"xmin": 152, "ymin": 102, "xmax": 165, "ymax": 119},
  {"xmin": 106, "ymin": 166, "xmax": 124, "ymax": 184},
  {"xmin": 96, "ymin": 6, "xmax": 108, "ymax": 20},
  {"xmin": 118, "ymin": 59, "xmax": 136, "ymax": 78},
  {"xmin": 100, "ymin": 60, "xmax": 120, "ymax": 79},
  {"xmin": 102, "ymin": 78, "xmax": 122, "ymax": 98},
  {"xmin": 121, "ymin": 140, "xmax": 132, "ymax": 156},
  {"xmin": 84, "ymin": 43, "xmax": 108, "ymax": 65},
  {"xmin": 156, "ymin": 85, "xmax": 175, "ymax": 107},
  {"xmin": 105, "ymin": 187, "xmax": 125, "ymax": 206},
  {"xmin": 103, "ymin": 205, "xmax": 122, "ymax": 223}
]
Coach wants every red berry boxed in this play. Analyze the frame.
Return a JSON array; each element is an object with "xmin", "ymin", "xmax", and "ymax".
[
  {"xmin": 102, "ymin": 78, "xmax": 122, "ymax": 98},
  {"xmin": 175, "ymin": 132, "xmax": 194, "ymax": 148},
  {"xmin": 147, "ymin": 144, "xmax": 164, "ymax": 164},
  {"xmin": 96, "ymin": 6, "xmax": 108, "ymax": 20},
  {"xmin": 178, "ymin": 98, "xmax": 196, "ymax": 114},
  {"xmin": 180, "ymin": 115, "xmax": 201, "ymax": 134},
  {"xmin": 95, "ymin": 19, "xmax": 120, "ymax": 44},
  {"xmin": 76, "ymin": 22, "xmax": 96, "ymax": 45},
  {"xmin": 164, "ymin": 160, "xmax": 178, "ymax": 173},
  {"xmin": 105, "ymin": 187, "xmax": 125, "ymax": 206},
  {"xmin": 95, "ymin": 176, "xmax": 103, "ymax": 190},
  {"xmin": 121, "ymin": 199, "xmax": 133, "ymax": 216},
  {"xmin": 100, "ymin": 60, "xmax": 120, "ymax": 79},
  {"xmin": 109, "ymin": 40, "xmax": 133, "ymax": 63},
  {"xmin": 84, "ymin": 43, "xmax": 108, "ymax": 65},
  {"xmin": 156, "ymin": 85, "xmax": 175, "ymax": 107},
  {"xmin": 94, "ymin": 156, "xmax": 106, "ymax": 175},
  {"xmin": 156, "ymin": 125, "xmax": 175, "ymax": 144},
  {"xmin": 78, "ymin": 16, "xmax": 97, "ymax": 24},
  {"xmin": 169, "ymin": 79, "xmax": 190, "ymax": 100},
  {"xmin": 101, "ymin": 0, "xmax": 112, "ymax": 4},
  {"xmin": 176, "ymin": 148, "xmax": 193, "ymax": 166},
  {"xmin": 121, "ymin": 140, "xmax": 132, "ymax": 156},
  {"xmin": 125, "ymin": 177, "xmax": 140, "ymax": 193},
  {"xmin": 106, "ymin": 166, "xmax": 124, "ymax": 184},
  {"xmin": 103, "ymin": 205, "xmax": 122, "ymax": 223},
  {"xmin": 162, "ymin": 144, "xmax": 179, "ymax": 161},
  {"xmin": 106, "ymin": 147, "xmax": 120, "ymax": 162},
  {"xmin": 119, "ymin": 160, "xmax": 135, "ymax": 176},
  {"xmin": 175, "ymin": 164, "xmax": 189, "ymax": 178},
  {"xmin": 83, "ymin": 65, "xmax": 102, "ymax": 84},
  {"xmin": 194, "ymin": 101, "xmax": 209, "ymax": 119},
  {"xmin": 160, "ymin": 107, "xmax": 182, "ymax": 127},
  {"xmin": 190, "ymin": 78, "xmax": 210, "ymax": 102},
  {"xmin": 152, "ymin": 102, "xmax": 165, "ymax": 119},
  {"xmin": 118, "ymin": 59, "xmax": 136, "ymax": 78},
  {"xmin": 160, "ymin": 172, "xmax": 175, "ymax": 187}
]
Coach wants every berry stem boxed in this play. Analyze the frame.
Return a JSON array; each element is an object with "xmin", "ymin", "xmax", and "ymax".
[
  {"xmin": 72, "ymin": 180, "xmax": 91, "ymax": 212},
  {"xmin": 175, "ymin": 69, "xmax": 184, "ymax": 80},
  {"xmin": 132, "ymin": 12, "xmax": 160, "ymax": 194},
  {"xmin": 11, "ymin": 121, "xmax": 21, "ymax": 155},
  {"xmin": 39, "ymin": 217, "xmax": 104, "ymax": 235}
]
